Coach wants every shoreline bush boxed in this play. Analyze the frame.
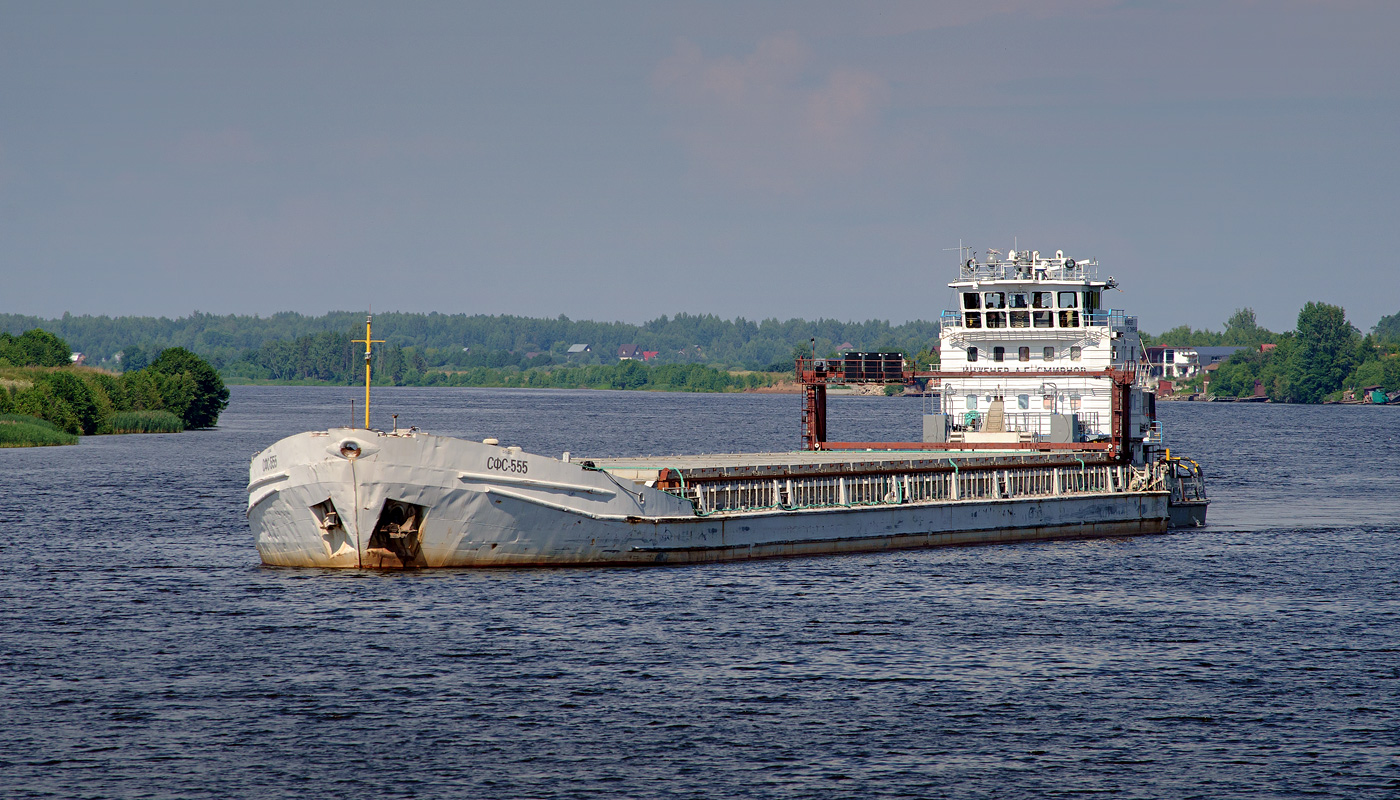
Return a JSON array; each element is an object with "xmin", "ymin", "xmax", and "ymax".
[{"xmin": 108, "ymin": 410, "xmax": 185, "ymax": 434}]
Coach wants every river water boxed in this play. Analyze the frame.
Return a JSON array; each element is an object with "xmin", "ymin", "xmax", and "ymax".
[{"xmin": 1, "ymin": 387, "xmax": 1396, "ymax": 799}]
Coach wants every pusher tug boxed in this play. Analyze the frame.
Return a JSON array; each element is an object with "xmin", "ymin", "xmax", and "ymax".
[{"xmin": 248, "ymin": 247, "xmax": 1207, "ymax": 568}]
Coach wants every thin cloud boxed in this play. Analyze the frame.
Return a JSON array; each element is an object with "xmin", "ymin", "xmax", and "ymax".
[{"xmin": 652, "ymin": 32, "xmax": 889, "ymax": 194}]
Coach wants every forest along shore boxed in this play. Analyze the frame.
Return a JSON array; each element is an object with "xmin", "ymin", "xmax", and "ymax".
[{"xmin": 0, "ymin": 328, "xmax": 228, "ymax": 446}]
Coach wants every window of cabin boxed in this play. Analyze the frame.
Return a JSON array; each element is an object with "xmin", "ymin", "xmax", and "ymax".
[
  {"xmin": 1033, "ymin": 311, "xmax": 1053, "ymax": 328},
  {"xmin": 993, "ymin": 346, "xmax": 1005, "ymax": 362},
  {"xmin": 1057, "ymin": 291, "xmax": 1078, "ymax": 308},
  {"xmin": 1032, "ymin": 291, "xmax": 1054, "ymax": 309},
  {"xmin": 1009, "ymin": 310, "xmax": 1030, "ymax": 328},
  {"xmin": 984, "ymin": 292, "xmax": 1006, "ymax": 309},
  {"xmin": 1018, "ymin": 394, "xmax": 1030, "ymax": 410},
  {"xmin": 962, "ymin": 292, "xmax": 981, "ymax": 310},
  {"xmin": 1058, "ymin": 310, "xmax": 1080, "ymax": 327},
  {"xmin": 1018, "ymin": 346, "xmax": 1030, "ymax": 362},
  {"xmin": 964, "ymin": 312, "xmax": 982, "ymax": 328},
  {"xmin": 1069, "ymin": 394, "xmax": 1082, "ymax": 412},
  {"xmin": 966, "ymin": 395, "xmax": 977, "ymax": 410},
  {"xmin": 1085, "ymin": 290, "xmax": 1101, "ymax": 324},
  {"xmin": 1043, "ymin": 347, "xmax": 1055, "ymax": 361},
  {"xmin": 986, "ymin": 311, "xmax": 1007, "ymax": 328},
  {"xmin": 967, "ymin": 347, "xmax": 978, "ymax": 362},
  {"xmin": 1070, "ymin": 346, "xmax": 1082, "ymax": 361},
  {"xmin": 1010, "ymin": 293, "xmax": 1029, "ymax": 309},
  {"xmin": 1042, "ymin": 395, "xmax": 1054, "ymax": 410}
]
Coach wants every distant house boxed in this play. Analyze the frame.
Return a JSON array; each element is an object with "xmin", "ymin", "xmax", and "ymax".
[
  {"xmin": 1144, "ymin": 346, "xmax": 1198, "ymax": 379},
  {"xmin": 617, "ymin": 344, "xmax": 640, "ymax": 361},
  {"xmin": 641, "ymin": 351, "xmax": 659, "ymax": 362},
  {"xmin": 567, "ymin": 343, "xmax": 590, "ymax": 354},
  {"xmin": 836, "ymin": 342, "xmax": 854, "ymax": 353},
  {"xmin": 69, "ymin": 352, "xmax": 86, "ymax": 365},
  {"xmin": 1193, "ymin": 346, "xmax": 1247, "ymax": 367}
]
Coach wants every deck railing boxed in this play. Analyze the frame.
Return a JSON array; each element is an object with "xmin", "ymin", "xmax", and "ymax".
[{"xmin": 682, "ymin": 462, "xmax": 1158, "ymax": 516}]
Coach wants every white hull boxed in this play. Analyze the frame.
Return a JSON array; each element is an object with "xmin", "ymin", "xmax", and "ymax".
[{"xmin": 249, "ymin": 429, "xmax": 1172, "ymax": 568}]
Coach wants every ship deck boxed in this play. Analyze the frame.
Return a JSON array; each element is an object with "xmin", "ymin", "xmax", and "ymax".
[{"xmin": 586, "ymin": 448, "xmax": 1118, "ymax": 483}]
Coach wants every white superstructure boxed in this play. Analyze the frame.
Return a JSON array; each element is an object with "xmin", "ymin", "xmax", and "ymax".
[{"xmin": 934, "ymin": 247, "xmax": 1148, "ymax": 451}]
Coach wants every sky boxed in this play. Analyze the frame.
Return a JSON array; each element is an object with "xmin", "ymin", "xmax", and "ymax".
[{"xmin": 1, "ymin": 1, "xmax": 1397, "ymax": 334}]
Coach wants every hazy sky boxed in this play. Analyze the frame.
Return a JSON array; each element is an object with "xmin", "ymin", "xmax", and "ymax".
[{"xmin": 2, "ymin": 1, "xmax": 1396, "ymax": 334}]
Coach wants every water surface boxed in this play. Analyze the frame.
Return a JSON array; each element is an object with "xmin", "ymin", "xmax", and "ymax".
[{"xmin": 1, "ymin": 388, "xmax": 1396, "ymax": 798}]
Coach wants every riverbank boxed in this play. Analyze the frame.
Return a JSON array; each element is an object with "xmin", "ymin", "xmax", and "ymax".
[
  {"xmin": 0, "ymin": 413, "xmax": 79, "ymax": 447},
  {"xmin": 224, "ymin": 362, "xmax": 784, "ymax": 393}
]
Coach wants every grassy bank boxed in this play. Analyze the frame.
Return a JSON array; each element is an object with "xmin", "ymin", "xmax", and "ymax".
[
  {"xmin": 108, "ymin": 410, "xmax": 185, "ymax": 433},
  {"xmin": 0, "ymin": 413, "xmax": 80, "ymax": 447}
]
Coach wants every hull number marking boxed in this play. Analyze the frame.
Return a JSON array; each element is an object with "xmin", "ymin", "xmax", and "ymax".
[
  {"xmin": 486, "ymin": 456, "xmax": 529, "ymax": 475},
  {"xmin": 262, "ymin": 454, "xmax": 278, "ymax": 472}
]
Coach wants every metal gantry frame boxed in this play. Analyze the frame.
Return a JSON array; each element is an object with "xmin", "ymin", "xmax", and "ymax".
[{"xmin": 796, "ymin": 357, "xmax": 1140, "ymax": 462}]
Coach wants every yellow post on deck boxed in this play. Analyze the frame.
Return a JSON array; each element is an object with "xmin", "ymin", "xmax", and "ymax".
[{"xmin": 352, "ymin": 314, "xmax": 384, "ymax": 429}]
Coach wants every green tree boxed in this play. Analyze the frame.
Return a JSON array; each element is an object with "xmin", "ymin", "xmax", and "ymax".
[
  {"xmin": 122, "ymin": 344, "xmax": 149, "ymax": 371},
  {"xmin": 0, "ymin": 328, "xmax": 72, "ymax": 367},
  {"xmin": 1374, "ymin": 311, "xmax": 1400, "ymax": 345},
  {"xmin": 1288, "ymin": 302, "xmax": 1359, "ymax": 403},
  {"xmin": 148, "ymin": 347, "xmax": 230, "ymax": 428}
]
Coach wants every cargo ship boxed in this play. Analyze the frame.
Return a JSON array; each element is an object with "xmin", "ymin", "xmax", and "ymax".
[{"xmin": 248, "ymin": 247, "xmax": 1207, "ymax": 567}]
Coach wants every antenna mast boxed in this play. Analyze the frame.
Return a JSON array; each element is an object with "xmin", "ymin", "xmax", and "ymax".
[{"xmin": 352, "ymin": 314, "xmax": 384, "ymax": 429}]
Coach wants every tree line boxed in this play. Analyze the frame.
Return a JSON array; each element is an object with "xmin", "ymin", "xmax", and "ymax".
[
  {"xmin": 218, "ymin": 329, "xmax": 772, "ymax": 391},
  {"xmin": 1192, "ymin": 303, "xmax": 1400, "ymax": 402},
  {"xmin": 0, "ymin": 329, "xmax": 229, "ymax": 434},
  {"xmin": 0, "ymin": 311, "xmax": 942, "ymax": 373}
]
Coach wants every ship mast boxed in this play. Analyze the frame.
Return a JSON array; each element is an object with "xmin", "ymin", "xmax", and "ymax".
[{"xmin": 352, "ymin": 314, "xmax": 384, "ymax": 429}]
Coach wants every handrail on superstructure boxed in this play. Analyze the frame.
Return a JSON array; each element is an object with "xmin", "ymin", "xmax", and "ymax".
[{"xmin": 796, "ymin": 357, "xmax": 1139, "ymax": 458}]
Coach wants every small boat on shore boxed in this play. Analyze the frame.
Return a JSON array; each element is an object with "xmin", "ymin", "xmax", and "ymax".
[{"xmin": 248, "ymin": 246, "xmax": 1208, "ymax": 568}]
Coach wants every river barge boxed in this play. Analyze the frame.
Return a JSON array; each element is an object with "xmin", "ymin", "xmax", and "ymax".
[{"xmin": 248, "ymin": 246, "xmax": 1208, "ymax": 568}]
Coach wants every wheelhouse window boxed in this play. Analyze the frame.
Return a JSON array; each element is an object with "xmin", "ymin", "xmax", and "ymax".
[
  {"xmin": 964, "ymin": 312, "xmax": 982, "ymax": 328},
  {"xmin": 993, "ymin": 346, "xmax": 1005, "ymax": 362},
  {"xmin": 962, "ymin": 292, "xmax": 981, "ymax": 310},
  {"xmin": 1043, "ymin": 346, "xmax": 1055, "ymax": 361},
  {"xmin": 1033, "ymin": 311, "xmax": 1053, "ymax": 328},
  {"xmin": 1010, "ymin": 293, "xmax": 1029, "ymax": 309},
  {"xmin": 1017, "ymin": 394, "xmax": 1030, "ymax": 410},
  {"xmin": 1058, "ymin": 310, "xmax": 1080, "ymax": 327},
  {"xmin": 1070, "ymin": 346, "xmax": 1082, "ymax": 361},
  {"xmin": 984, "ymin": 292, "xmax": 1006, "ymax": 309},
  {"xmin": 1069, "ymin": 394, "xmax": 1082, "ymax": 412},
  {"xmin": 1010, "ymin": 310, "xmax": 1030, "ymax": 328},
  {"xmin": 1057, "ymin": 291, "xmax": 1078, "ymax": 308},
  {"xmin": 966, "ymin": 395, "xmax": 977, "ymax": 410},
  {"xmin": 967, "ymin": 346, "xmax": 978, "ymax": 362},
  {"xmin": 1018, "ymin": 346, "xmax": 1030, "ymax": 362},
  {"xmin": 986, "ymin": 311, "xmax": 1007, "ymax": 328},
  {"xmin": 1084, "ymin": 290, "xmax": 1102, "ymax": 324},
  {"xmin": 1032, "ymin": 291, "xmax": 1054, "ymax": 309}
]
